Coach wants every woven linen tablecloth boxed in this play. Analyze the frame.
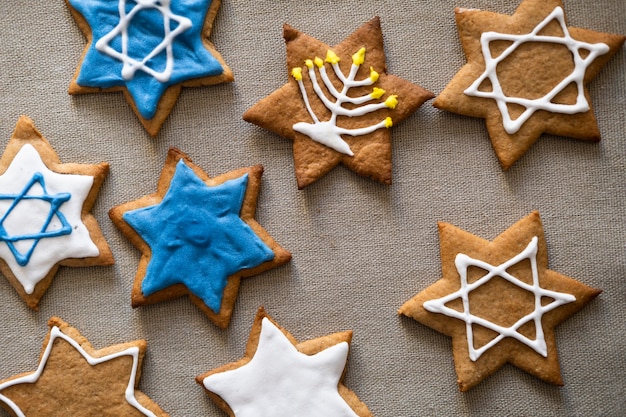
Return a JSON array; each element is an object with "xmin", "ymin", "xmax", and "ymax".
[{"xmin": 0, "ymin": 0, "xmax": 624, "ymax": 416}]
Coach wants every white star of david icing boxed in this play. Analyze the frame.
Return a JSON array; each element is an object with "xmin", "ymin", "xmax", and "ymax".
[
  {"xmin": 0, "ymin": 326, "xmax": 156, "ymax": 417},
  {"xmin": 95, "ymin": 0, "xmax": 192, "ymax": 82},
  {"xmin": 0, "ymin": 144, "xmax": 98, "ymax": 294},
  {"xmin": 423, "ymin": 236, "xmax": 576, "ymax": 361},
  {"xmin": 203, "ymin": 318, "xmax": 359, "ymax": 417},
  {"xmin": 464, "ymin": 6, "xmax": 610, "ymax": 134}
]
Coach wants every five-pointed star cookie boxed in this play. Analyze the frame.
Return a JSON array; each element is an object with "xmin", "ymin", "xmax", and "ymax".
[
  {"xmin": 0, "ymin": 116, "xmax": 113, "ymax": 310},
  {"xmin": 109, "ymin": 148, "xmax": 291, "ymax": 328},
  {"xmin": 433, "ymin": 0, "xmax": 625, "ymax": 169},
  {"xmin": 197, "ymin": 308, "xmax": 373, "ymax": 417},
  {"xmin": 0, "ymin": 317, "xmax": 168, "ymax": 416},
  {"xmin": 398, "ymin": 211, "xmax": 601, "ymax": 391},
  {"xmin": 66, "ymin": 0, "xmax": 233, "ymax": 136},
  {"xmin": 243, "ymin": 17, "xmax": 434, "ymax": 189}
]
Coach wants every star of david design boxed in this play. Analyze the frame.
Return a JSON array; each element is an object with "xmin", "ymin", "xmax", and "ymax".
[
  {"xmin": 0, "ymin": 173, "xmax": 72, "ymax": 267},
  {"xmin": 423, "ymin": 236, "xmax": 576, "ymax": 361},
  {"xmin": 464, "ymin": 6, "xmax": 610, "ymax": 134},
  {"xmin": 95, "ymin": 0, "xmax": 192, "ymax": 82}
]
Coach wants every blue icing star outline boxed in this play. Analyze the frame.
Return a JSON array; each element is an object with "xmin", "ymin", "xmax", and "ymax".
[
  {"xmin": 123, "ymin": 160, "xmax": 275, "ymax": 313},
  {"xmin": 68, "ymin": 0, "xmax": 225, "ymax": 119},
  {"xmin": 0, "ymin": 173, "xmax": 72, "ymax": 267}
]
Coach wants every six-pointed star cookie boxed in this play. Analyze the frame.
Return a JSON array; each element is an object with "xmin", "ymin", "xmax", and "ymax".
[
  {"xmin": 66, "ymin": 0, "xmax": 234, "ymax": 136},
  {"xmin": 398, "ymin": 211, "xmax": 601, "ymax": 391},
  {"xmin": 109, "ymin": 148, "xmax": 291, "ymax": 328},
  {"xmin": 0, "ymin": 116, "xmax": 113, "ymax": 310},
  {"xmin": 197, "ymin": 308, "xmax": 373, "ymax": 417},
  {"xmin": 433, "ymin": 0, "xmax": 625, "ymax": 169},
  {"xmin": 243, "ymin": 17, "xmax": 434, "ymax": 189},
  {"xmin": 0, "ymin": 317, "xmax": 167, "ymax": 416}
]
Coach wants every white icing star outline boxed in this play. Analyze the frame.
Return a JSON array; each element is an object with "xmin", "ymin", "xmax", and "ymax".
[
  {"xmin": 0, "ymin": 326, "xmax": 157, "ymax": 417},
  {"xmin": 423, "ymin": 237, "xmax": 576, "ymax": 361},
  {"xmin": 464, "ymin": 6, "xmax": 610, "ymax": 134},
  {"xmin": 95, "ymin": 0, "xmax": 192, "ymax": 82}
]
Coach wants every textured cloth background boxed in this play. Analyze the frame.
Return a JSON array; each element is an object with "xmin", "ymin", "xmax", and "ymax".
[{"xmin": 0, "ymin": 0, "xmax": 624, "ymax": 416}]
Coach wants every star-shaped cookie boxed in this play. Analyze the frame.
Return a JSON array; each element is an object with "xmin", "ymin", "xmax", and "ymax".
[
  {"xmin": 244, "ymin": 17, "xmax": 434, "ymax": 189},
  {"xmin": 0, "ymin": 116, "xmax": 113, "ymax": 310},
  {"xmin": 109, "ymin": 148, "xmax": 291, "ymax": 328},
  {"xmin": 0, "ymin": 317, "xmax": 167, "ymax": 416},
  {"xmin": 66, "ymin": 0, "xmax": 233, "ymax": 136},
  {"xmin": 398, "ymin": 211, "xmax": 601, "ymax": 391},
  {"xmin": 433, "ymin": 0, "xmax": 625, "ymax": 169},
  {"xmin": 197, "ymin": 308, "xmax": 373, "ymax": 417}
]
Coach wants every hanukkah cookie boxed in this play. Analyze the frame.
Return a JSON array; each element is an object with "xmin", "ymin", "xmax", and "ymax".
[
  {"xmin": 398, "ymin": 211, "xmax": 601, "ymax": 391},
  {"xmin": 0, "ymin": 317, "xmax": 167, "ymax": 416},
  {"xmin": 433, "ymin": 0, "xmax": 625, "ymax": 169},
  {"xmin": 0, "ymin": 116, "xmax": 113, "ymax": 309},
  {"xmin": 109, "ymin": 148, "xmax": 291, "ymax": 328},
  {"xmin": 244, "ymin": 17, "xmax": 434, "ymax": 189},
  {"xmin": 65, "ymin": 0, "xmax": 234, "ymax": 136},
  {"xmin": 197, "ymin": 308, "xmax": 373, "ymax": 417}
]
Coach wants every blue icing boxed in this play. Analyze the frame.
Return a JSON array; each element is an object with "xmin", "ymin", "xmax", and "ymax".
[
  {"xmin": 123, "ymin": 160, "xmax": 275, "ymax": 313},
  {"xmin": 0, "ymin": 173, "xmax": 72, "ymax": 266},
  {"xmin": 68, "ymin": 0, "xmax": 224, "ymax": 119}
]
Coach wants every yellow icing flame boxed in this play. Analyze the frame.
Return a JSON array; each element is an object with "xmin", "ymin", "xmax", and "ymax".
[
  {"xmin": 371, "ymin": 87, "xmax": 386, "ymax": 99},
  {"xmin": 314, "ymin": 57, "xmax": 324, "ymax": 68},
  {"xmin": 352, "ymin": 47, "xmax": 366, "ymax": 65},
  {"xmin": 325, "ymin": 50, "xmax": 340, "ymax": 64},
  {"xmin": 291, "ymin": 67, "xmax": 303, "ymax": 81},
  {"xmin": 369, "ymin": 67, "xmax": 379, "ymax": 82},
  {"xmin": 384, "ymin": 117, "xmax": 393, "ymax": 128},
  {"xmin": 305, "ymin": 59, "xmax": 314, "ymax": 68},
  {"xmin": 385, "ymin": 95, "xmax": 398, "ymax": 109}
]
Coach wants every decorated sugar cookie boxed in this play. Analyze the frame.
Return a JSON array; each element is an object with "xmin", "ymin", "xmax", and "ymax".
[
  {"xmin": 109, "ymin": 148, "xmax": 291, "ymax": 328},
  {"xmin": 65, "ymin": 0, "xmax": 234, "ymax": 136},
  {"xmin": 0, "ymin": 116, "xmax": 113, "ymax": 309},
  {"xmin": 197, "ymin": 308, "xmax": 373, "ymax": 417},
  {"xmin": 243, "ymin": 17, "xmax": 434, "ymax": 189},
  {"xmin": 398, "ymin": 211, "xmax": 601, "ymax": 391},
  {"xmin": 433, "ymin": 0, "xmax": 625, "ymax": 169},
  {"xmin": 0, "ymin": 317, "xmax": 168, "ymax": 416}
]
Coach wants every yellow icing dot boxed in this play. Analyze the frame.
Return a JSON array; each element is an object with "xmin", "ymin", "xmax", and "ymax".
[
  {"xmin": 352, "ymin": 47, "xmax": 366, "ymax": 65},
  {"xmin": 325, "ymin": 50, "xmax": 340, "ymax": 64},
  {"xmin": 384, "ymin": 117, "xmax": 393, "ymax": 128},
  {"xmin": 314, "ymin": 57, "xmax": 324, "ymax": 68},
  {"xmin": 369, "ymin": 67, "xmax": 379, "ymax": 82},
  {"xmin": 291, "ymin": 67, "xmax": 303, "ymax": 81},
  {"xmin": 371, "ymin": 87, "xmax": 386, "ymax": 99},
  {"xmin": 385, "ymin": 95, "xmax": 398, "ymax": 109},
  {"xmin": 305, "ymin": 59, "xmax": 313, "ymax": 68}
]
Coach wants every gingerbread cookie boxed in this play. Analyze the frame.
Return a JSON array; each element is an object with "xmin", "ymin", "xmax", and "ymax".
[
  {"xmin": 399, "ymin": 211, "xmax": 601, "ymax": 391},
  {"xmin": 0, "ymin": 317, "xmax": 167, "ymax": 416},
  {"xmin": 244, "ymin": 17, "xmax": 434, "ymax": 189},
  {"xmin": 0, "ymin": 116, "xmax": 113, "ymax": 310},
  {"xmin": 65, "ymin": 0, "xmax": 234, "ymax": 136},
  {"xmin": 433, "ymin": 0, "xmax": 625, "ymax": 169},
  {"xmin": 197, "ymin": 308, "xmax": 373, "ymax": 417},
  {"xmin": 109, "ymin": 148, "xmax": 291, "ymax": 328}
]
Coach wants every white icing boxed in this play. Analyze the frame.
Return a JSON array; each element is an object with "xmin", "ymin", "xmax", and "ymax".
[
  {"xmin": 423, "ymin": 237, "xmax": 576, "ymax": 361},
  {"xmin": 95, "ymin": 0, "xmax": 192, "ymax": 82},
  {"xmin": 0, "ymin": 144, "xmax": 99, "ymax": 294},
  {"xmin": 464, "ymin": 6, "xmax": 610, "ymax": 134},
  {"xmin": 0, "ymin": 325, "xmax": 157, "ymax": 417},
  {"xmin": 203, "ymin": 318, "xmax": 359, "ymax": 417},
  {"xmin": 291, "ymin": 49, "xmax": 393, "ymax": 156}
]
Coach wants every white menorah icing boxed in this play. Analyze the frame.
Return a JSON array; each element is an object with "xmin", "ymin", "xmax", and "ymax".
[{"xmin": 291, "ymin": 48, "xmax": 396, "ymax": 156}]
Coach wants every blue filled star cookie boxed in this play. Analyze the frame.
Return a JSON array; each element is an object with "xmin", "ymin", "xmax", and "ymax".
[
  {"xmin": 65, "ymin": 0, "xmax": 233, "ymax": 136},
  {"xmin": 433, "ymin": 0, "xmax": 625, "ymax": 169},
  {"xmin": 109, "ymin": 148, "xmax": 291, "ymax": 328},
  {"xmin": 0, "ymin": 116, "xmax": 113, "ymax": 309}
]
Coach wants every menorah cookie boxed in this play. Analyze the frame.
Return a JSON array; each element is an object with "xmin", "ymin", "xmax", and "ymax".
[
  {"xmin": 244, "ymin": 17, "xmax": 434, "ymax": 189},
  {"xmin": 109, "ymin": 148, "xmax": 291, "ymax": 328},
  {"xmin": 433, "ymin": 0, "xmax": 625, "ymax": 169},
  {"xmin": 197, "ymin": 307, "xmax": 374, "ymax": 417},
  {"xmin": 0, "ymin": 317, "xmax": 168, "ymax": 416},
  {"xmin": 399, "ymin": 211, "xmax": 601, "ymax": 391},
  {"xmin": 65, "ymin": 0, "xmax": 233, "ymax": 136},
  {"xmin": 0, "ymin": 116, "xmax": 113, "ymax": 310}
]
